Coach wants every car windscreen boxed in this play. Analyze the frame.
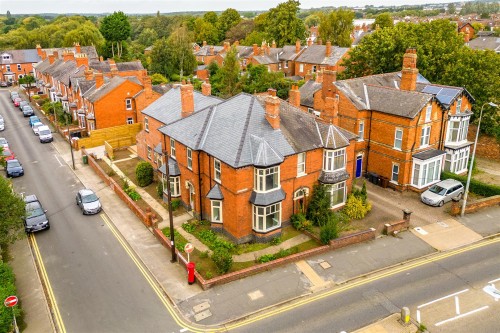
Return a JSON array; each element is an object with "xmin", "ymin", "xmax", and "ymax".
[
  {"xmin": 429, "ymin": 185, "xmax": 446, "ymax": 196},
  {"xmin": 26, "ymin": 202, "xmax": 45, "ymax": 219},
  {"xmin": 8, "ymin": 161, "xmax": 21, "ymax": 168},
  {"xmin": 82, "ymin": 193, "xmax": 99, "ymax": 203}
]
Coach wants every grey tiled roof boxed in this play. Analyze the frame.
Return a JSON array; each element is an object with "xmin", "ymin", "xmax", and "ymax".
[
  {"xmin": 413, "ymin": 149, "xmax": 446, "ymax": 161},
  {"xmin": 88, "ymin": 60, "xmax": 144, "ymax": 73},
  {"xmin": 152, "ymin": 84, "xmax": 172, "ymax": 95},
  {"xmin": 249, "ymin": 189, "xmax": 286, "ymax": 206},
  {"xmin": 206, "ymin": 184, "xmax": 224, "ymax": 200},
  {"xmin": 33, "ymin": 58, "xmax": 51, "ymax": 72},
  {"xmin": 158, "ymin": 157, "xmax": 181, "ymax": 176},
  {"xmin": 43, "ymin": 59, "xmax": 64, "ymax": 75},
  {"xmin": 161, "ymin": 93, "xmax": 355, "ymax": 169},
  {"xmin": 83, "ymin": 76, "xmax": 141, "ymax": 102},
  {"xmin": 194, "ymin": 45, "xmax": 225, "ymax": 56},
  {"xmin": 0, "ymin": 49, "xmax": 41, "ymax": 64},
  {"xmin": 318, "ymin": 170, "xmax": 350, "ymax": 184},
  {"xmin": 278, "ymin": 45, "xmax": 304, "ymax": 61},
  {"xmin": 236, "ymin": 46, "xmax": 254, "ymax": 58},
  {"xmin": 299, "ymin": 80, "xmax": 322, "ymax": 107},
  {"xmin": 142, "ymin": 85, "xmax": 222, "ymax": 124},
  {"xmin": 294, "ymin": 45, "xmax": 349, "ymax": 66},
  {"xmin": 78, "ymin": 79, "xmax": 95, "ymax": 95}
]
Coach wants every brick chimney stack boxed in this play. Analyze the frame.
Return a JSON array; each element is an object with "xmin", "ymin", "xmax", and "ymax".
[
  {"xmin": 63, "ymin": 51, "xmax": 75, "ymax": 62},
  {"xmin": 400, "ymin": 48, "xmax": 418, "ymax": 91},
  {"xmin": 143, "ymin": 75, "xmax": 153, "ymax": 100},
  {"xmin": 36, "ymin": 44, "xmax": 43, "ymax": 58},
  {"xmin": 202, "ymin": 41, "xmax": 207, "ymax": 47},
  {"xmin": 316, "ymin": 70, "xmax": 323, "ymax": 83},
  {"xmin": 265, "ymin": 89, "xmax": 280, "ymax": 130},
  {"xmin": 48, "ymin": 54, "xmax": 55, "ymax": 65},
  {"xmin": 253, "ymin": 43, "xmax": 259, "ymax": 56},
  {"xmin": 209, "ymin": 46, "xmax": 214, "ymax": 55},
  {"xmin": 307, "ymin": 38, "xmax": 313, "ymax": 47},
  {"xmin": 317, "ymin": 38, "xmax": 323, "ymax": 45},
  {"xmin": 295, "ymin": 40, "xmax": 301, "ymax": 53},
  {"xmin": 74, "ymin": 42, "xmax": 81, "ymax": 54},
  {"xmin": 201, "ymin": 80, "xmax": 211, "ymax": 96},
  {"xmin": 289, "ymin": 85, "xmax": 301, "ymax": 107},
  {"xmin": 224, "ymin": 42, "xmax": 230, "ymax": 52},
  {"xmin": 84, "ymin": 69, "xmax": 93, "ymax": 81},
  {"xmin": 326, "ymin": 41, "xmax": 332, "ymax": 57},
  {"xmin": 76, "ymin": 53, "xmax": 89, "ymax": 68},
  {"xmin": 95, "ymin": 72, "xmax": 104, "ymax": 89},
  {"xmin": 108, "ymin": 59, "xmax": 118, "ymax": 76},
  {"xmin": 322, "ymin": 70, "xmax": 337, "ymax": 99},
  {"xmin": 41, "ymin": 50, "xmax": 47, "ymax": 61},
  {"xmin": 323, "ymin": 95, "xmax": 339, "ymax": 126},
  {"xmin": 272, "ymin": 40, "xmax": 276, "ymax": 48},
  {"xmin": 181, "ymin": 83, "xmax": 194, "ymax": 117}
]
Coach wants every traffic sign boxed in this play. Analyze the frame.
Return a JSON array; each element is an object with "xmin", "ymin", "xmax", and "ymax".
[
  {"xmin": 184, "ymin": 243, "xmax": 194, "ymax": 253},
  {"xmin": 4, "ymin": 296, "xmax": 18, "ymax": 307}
]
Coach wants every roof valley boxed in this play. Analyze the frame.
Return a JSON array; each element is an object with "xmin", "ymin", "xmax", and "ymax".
[{"xmin": 234, "ymin": 97, "xmax": 255, "ymax": 167}]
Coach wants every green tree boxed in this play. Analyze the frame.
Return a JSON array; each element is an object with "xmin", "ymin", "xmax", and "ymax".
[
  {"xmin": 318, "ymin": 8, "xmax": 355, "ymax": 47},
  {"xmin": 168, "ymin": 25, "xmax": 197, "ymax": 78},
  {"xmin": 137, "ymin": 27, "xmax": 158, "ymax": 47},
  {"xmin": 304, "ymin": 14, "xmax": 320, "ymax": 28},
  {"xmin": 18, "ymin": 75, "xmax": 35, "ymax": 101},
  {"xmin": 136, "ymin": 161, "xmax": 154, "ymax": 187},
  {"xmin": 447, "ymin": 3, "xmax": 456, "ymax": 14},
  {"xmin": 242, "ymin": 31, "xmax": 269, "ymax": 47},
  {"xmin": 372, "ymin": 12, "xmax": 393, "ymax": 30},
  {"xmin": 150, "ymin": 73, "xmax": 168, "ymax": 85},
  {"xmin": 63, "ymin": 21, "xmax": 105, "ymax": 48},
  {"xmin": 203, "ymin": 11, "xmax": 218, "ymax": 25},
  {"xmin": 306, "ymin": 184, "xmax": 331, "ymax": 227},
  {"xmin": 264, "ymin": 0, "xmax": 306, "ymax": 47},
  {"xmin": 217, "ymin": 8, "xmax": 241, "ymax": 41},
  {"xmin": 226, "ymin": 19, "xmax": 255, "ymax": 43},
  {"xmin": 193, "ymin": 18, "xmax": 219, "ymax": 45},
  {"xmin": 150, "ymin": 38, "xmax": 176, "ymax": 78},
  {"xmin": 210, "ymin": 47, "xmax": 241, "ymax": 98},
  {"xmin": 241, "ymin": 64, "xmax": 293, "ymax": 99},
  {"xmin": 99, "ymin": 11, "xmax": 131, "ymax": 58},
  {"xmin": 0, "ymin": 176, "xmax": 26, "ymax": 248}
]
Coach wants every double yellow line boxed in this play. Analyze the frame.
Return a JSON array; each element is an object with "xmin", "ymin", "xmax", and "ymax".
[{"xmin": 30, "ymin": 234, "xmax": 66, "ymax": 333}]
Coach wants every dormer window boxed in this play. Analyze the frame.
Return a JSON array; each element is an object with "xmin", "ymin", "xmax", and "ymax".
[
  {"xmin": 323, "ymin": 148, "xmax": 346, "ymax": 172},
  {"xmin": 254, "ymin": 166, "xmax": 280, "ymax": 192}
]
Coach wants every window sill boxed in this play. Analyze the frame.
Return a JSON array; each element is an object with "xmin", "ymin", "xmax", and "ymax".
[
  {"xmin": 252, "ymin": 225, "xmax": 281, "ymax": 234},
  {"xmin": 297, "ymin": 173, "xmax": 307, "ymax": 178}
]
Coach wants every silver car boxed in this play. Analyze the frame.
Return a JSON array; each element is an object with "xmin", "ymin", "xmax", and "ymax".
[
  {"xmin": 76, "ymin": 189, "xmax": 102, "ymax": 215},
  {"xmin": 421, "ymin": 179, "xmax": 464, "ymax": 207}
]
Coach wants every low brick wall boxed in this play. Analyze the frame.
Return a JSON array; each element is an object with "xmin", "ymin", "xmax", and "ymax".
[
  {"xmin": 84, "ymin": 149, "xmax": 151, "ymax": 227},
  {"xmin": 384, "ymin": 220, "xmax": 410, "ymax": 235},
  {"xmin": 451, "ymin": 195, "xmax": 500, "ymax": 215},
  {"xmin": 330, "ymin": 228, "xmax": 376, "ymax": 250}
]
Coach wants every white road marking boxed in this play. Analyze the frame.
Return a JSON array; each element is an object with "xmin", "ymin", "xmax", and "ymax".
[
  {"xmin": 54, "ymin": 154, "xmax": 64, "ymax": 166},
  {"xmin": 488, "ymin": 277, "xmax": 500, "ymax": 284},
  {"xmin": 417, "ymin": 289, "xmax": 469, "ymax": 308},
  {"xmin": 179, "ymin": 328, "xmax": 188, "ymax": 332},
  {"xmin": 435, "ymin": 306, "xmax": 489, "ymax": 326},
  {"xmin": 414, "ymin": 227, "xmax": 428, "ymax": 235},
  {"xmin": 416, "ymin": 309, "xmax": 421, "ymax": 323},
  {"xmin": 455, "ymin": 296, "xmax": 460, "ymax": 315}
]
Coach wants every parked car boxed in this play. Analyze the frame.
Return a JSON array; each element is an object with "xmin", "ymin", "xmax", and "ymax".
[
  {"xmin": 421, "ymin": 179, "xmax": 465, "ymax": 207},
  {"xmin": 11, "ymin": 93, "xmax": 19, "ymax": 102},
  {"xmin": 14, "ymin": 98, "xmax": 22, "ymax": 107},
  {"xmin": 0, "ymin": 116, "xmax": 4, "ymax": 131},
  {"xmin": 22, "ymin": 105, "xmax": 34, "ymax": 117},
  {"xmin": 23, "ymin": 195, "xmax": 50, "ymax": 233},
  {"xmin": 1, "ymin": 148, "xmax": 15, "ymax": 161},
  {"xmin": 29, "ymin": 115, "xmax": 40, "ymax": 127},
  {"xmin": 0, "ymin": 137, "xmax": 8, "ymax": 149},
  {"xmin": 19, "ymin": 101, "xmax": 29, "ymax": 110},
  {"xmin": 0, "ymin": 81, "xmax": 12, "ymax": 87},
  {"xmin": 32, "ymin": 122, "xmax": 44, "ymax": 135},
  {"xmin": 76, "ymin": 189, "xmax": 102, "ymax": 215},
  {"xmin": 38, "ymin": 126, "xmax": 53, "ymax": 143},
  {"xmin": 5, "ymin": 159, "xmax": 24, "ymax": 177}
]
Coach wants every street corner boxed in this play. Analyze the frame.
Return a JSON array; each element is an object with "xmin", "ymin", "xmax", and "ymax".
[
  {"xmin": 411, "ymin": 218, "xmax": 482, "ymax": 251},
  {"xmin": 352, "ymin": 313, "xmax": 419, "ymax": 333}
]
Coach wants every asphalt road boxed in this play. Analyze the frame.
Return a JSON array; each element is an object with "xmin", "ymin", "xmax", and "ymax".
[
  {"xmin": 1, "ymin": 90, "xmax": 182, "ymax": 332},
  {"xmin": 230, "ymin": 238, "xmax": 500, "ymax": 333}
]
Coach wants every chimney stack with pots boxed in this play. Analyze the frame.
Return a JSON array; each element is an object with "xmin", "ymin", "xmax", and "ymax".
[
  {"xmin": 181, "ymin": 83, "xmax": 194, "ymax": 117},
  {"xmin": 289, "ymin": 85, "xmax": 301, "ymax": 107},
  {"xmin": 322, "ymin": 70, "xmax": 337, "ymax": 99},
  {"xmin": 265, "ymin": 89, "xmax": 280, "ymax": 130},
  {"xmin": 75, "ymin": 53, "xmax": 89, "ymax": 68},
  {"xmin": 202, "ymin": 80, "xmax": 211, "ymax": 96},
  {"xmin": 400, "ymin": 48, "xmax": 418, "ymax": 91},
  {"xmin": 95, "ymin": 72, "xmax": 104, "ymax": 88},
  {"xmin": 326, "ymin": 41, "xmax": 332, "ymax": 57},
  {"xmin": 295, "ymin": 40, "xmax": 301, "ymax": 53}
]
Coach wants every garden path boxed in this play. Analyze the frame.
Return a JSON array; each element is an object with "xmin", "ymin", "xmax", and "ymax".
[{"xmin": 232, "ymin": 233, "xmax": 311, "ymax": 262}]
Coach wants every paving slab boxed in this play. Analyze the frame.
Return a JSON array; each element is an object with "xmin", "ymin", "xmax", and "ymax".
[{"xmin": 353, "ymin": 313, "xmax": 418, "ymax": 333}]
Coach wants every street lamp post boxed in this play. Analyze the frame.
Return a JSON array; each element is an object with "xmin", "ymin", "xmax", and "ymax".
[
  {"xmin": 461, "ymin": 101, "xmax": 498, "ymax": 217},
  {"xmin": 66, "ymin": 114, "xmax": 76, "ymax": 170},
  {"xmin": 163, "ymin": 150, "xmax": 177, "ymax": 263}
]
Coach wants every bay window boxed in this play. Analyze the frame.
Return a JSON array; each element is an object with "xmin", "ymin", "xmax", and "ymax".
[
  {"xmin": 253, "ymin": 203, "xmax": 281, "ymax": 232},
  {"xmin": 323, "ymin": 148, "xmax": 346, "ymax": 172},
  {"xmin": 169, "ymin": 176, "xmax": 180, "ymax": 197},
  {"xmin": 327, "ymin": 182, "xmax": 346, "ymax": 208},
  {"xmin": 411, "ymin": 158, "xmax": 442, "ymax": 188},
  {"xmin": 446, "ymin": 117, "xmax": 469, "ymax": 144},
  {"xmin": 254, "ymin": 166, "xmax": 280, "ymax": 192}
]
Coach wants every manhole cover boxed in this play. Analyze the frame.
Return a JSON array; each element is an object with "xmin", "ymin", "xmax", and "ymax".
[
  {"xmin": 320, "ymin": 261, "xmax": 331, "ymax": 269},
  {"xmin": 248, "ymin": 290, "xmax": 264, "ymax": 301}
]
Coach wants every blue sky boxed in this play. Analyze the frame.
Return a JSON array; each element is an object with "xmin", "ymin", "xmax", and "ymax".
[{"xmin": 4, "ymin": 0, "xmax": 453, "ymax": 14}]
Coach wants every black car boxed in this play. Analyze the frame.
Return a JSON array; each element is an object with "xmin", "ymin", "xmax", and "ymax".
[
  {"xmin": 22, "ymin": 105, "xmax": 34, "ymax": 117},
  {"xmin": 24, "ymin": 195, "xmax": 50, "ymax": 233},
  {"xmin": 5, "ymin": 159, "xmax": 24, "ymax": 177}
]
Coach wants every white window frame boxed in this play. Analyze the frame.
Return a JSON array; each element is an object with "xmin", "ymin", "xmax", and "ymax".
[
  {"xmin": 125, "ymin": 98, "xmax": 132, "ymax": 110},
  {"xmin": 254, "ymin": 166, "xmax": 280, "ymax": 192},
  {"xmin": 425, "ymin": 104, "xmax": 432, "ymax": 123},
  {"xmin": 297, "ymin": 152, "xmax": 306, "ymax": 176},
  {"xmin": 420, "ymin": 126, "xmax": 431, "ymax": 148},
  {"xmin": 327, "ymin": 182, "xmax": 346, "ymax": 209},
  {"xmin": 126, "ymin": 117, "xmax": 133, "ymax": 124},
  {"xmin": 358, "ymin": 121, "xmax": 364, "ymax": 141},
  {"xmin": 169, "ymin": 176, "xmax": 181, "ymax": 197},
  {"xmin": 284, "ymin": 61, "xmax": 289, "ymax": 68},
  {"xmin": 17, "ymin": 64, "xmax": 22, "ymax": 71},
  {"xmin": 144, "ymin": 117, "xmax": 149, "ymax": 132},
  {"xmin": 446, "ymin": 116, "xmax": 469, "ymax": 144},
  {"xmin": 211, "ymin": 200, "xmax": 222, "ymax": 223},
  {"xmin": 170, "ymin": 138, "xmax": 176, "ymax": 159},
  {"xmin": 391, "ymin": 163, "xmax": 399, "ymax": 183},
  {"xmin": 299, "ymin": 63, "xmax": 304, "ymax": 73},
  {"xmin": 147, "ymin": 145, "xmax": 152, "ymax": 159},
  {"xmin": 411, "ymin": 156, "xmax": 443, "ymax": 189},
  {"xmin": 214, "ymin": 158, "xmax": 221, "ymax": 183},
  {"xmin": 323, "ymin": 148, "xmax": 346, "ymax": 172},
  {"xmin": 252, "ymin": 203, "xmax": 281, "ymax": 232},
  {"xmin": 394, "ymin": 128, "xmax": 403, "ymax": 150},
  {"xmin": 6, "ymin": 65, "xmax": 11, "ymax": 72},
  {"xmin": 187, "ymin": 148, "xmax": 192, "ymax": 170},
  {"xmin": 456, "ymin": 98, "xmax": 462, "ymax": 113}
]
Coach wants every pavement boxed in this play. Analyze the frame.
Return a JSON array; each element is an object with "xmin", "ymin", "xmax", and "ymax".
[{"xmin": 9, "ymin": 136, "xmax": 500, "ymax": 332}]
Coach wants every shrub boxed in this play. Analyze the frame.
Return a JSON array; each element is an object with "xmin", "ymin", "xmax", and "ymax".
[
  {"xmin": 290, "ymin": 213, "xmax": 312, "ymax": 231},
  {"xmin": 156, "ymin": 180, "xmax": 165, "ymax": 198},
  {"xmin": 171, "ymin": 199, "xmax": 181, "ymax": 211},
  {"xmin": 306, "ymin": 184, "xmax": 332, "ymax": 226},
  {"xmin": 258, "ymin": 254, "xmax": 276, "ymax": 263},
  {"xmin": 205, "ymin": 271, "xmax": 213, "ymax": 279},
  {"xmin": 441, "ymin": 171, "xmax": 500, "ymax": 197},
  {"xmin": 320, "ymin": 214, "xmax": 339, "ymax": 244},
  {"xmin": 0, "ymin": 261, "xmax": 22, "ymax": 328},
  {"xmin": 198, "ymin": 229, "xmax": 235, "ymax": 251},
  {"xmin": 125, "ymin": 188, "xmax": 141, "ymax": 201},
  {"xmin": 211, "ymin": 248, "xmax": 233, "ymax": 274},
  {"xmin": 182, "ymin": 222, "xmax": 196, "ymax": 233},
  {"xmin": 270, "ymin": 236, "xmax": 282, "ymax": 246},
  {"xmin": 199, "ymin": 250, "xmax": 209, "ymax": 259},
  {"xmin": 343, "ymin": 194, "xmax": 372, "ymax": 220},
  {"xmin": 135, "ymin": 161, "xmax": 154, "ymax": 187}
]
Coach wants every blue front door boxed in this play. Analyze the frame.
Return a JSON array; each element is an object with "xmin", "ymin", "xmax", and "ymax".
[{"xmin": 356, "ymin": 156, "xmax": 362, "ymax": 178}]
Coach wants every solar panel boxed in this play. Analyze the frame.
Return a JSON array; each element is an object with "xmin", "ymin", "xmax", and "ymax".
[
  {"xmin": 422, "ymin": 85, "xmax": 442, "ymax": 94},
  {"xmin": 439, "ymin": 88, "xmax": 459, "ymax": 97},
  {"xmin": 438, "ymin": 95, "xmax": 454, "ymax": 105}
]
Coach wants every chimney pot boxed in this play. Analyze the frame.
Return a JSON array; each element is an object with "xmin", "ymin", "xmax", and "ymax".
[
  {"xmin": 265, "ymin": 95, "xmax": 280, "ymax": 130},
  {"xmin": 181, "ymin": 83, "xmax": 194, "ymax": 117},
  {"xmin": 202, "ymin": 80, "xmax": 211, "ymax": 96},
  {"xmin": 326, "ymin": 41, "xmax": 332, "ymax": 57},
  {"xmin": 295, "ymin": 40, "xmax": 301, "ymax": 53}
]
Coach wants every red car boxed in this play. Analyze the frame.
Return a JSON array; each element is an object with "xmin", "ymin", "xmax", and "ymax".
[
  {"xmin": 14, "ymin": 98, "xmax": 22, "ymax": 107},
  {"xmin": 2, "ymin": 148, "xmax": 15, "ymax": 161}
]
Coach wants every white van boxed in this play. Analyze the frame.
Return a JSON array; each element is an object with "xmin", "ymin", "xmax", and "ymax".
[
  {"xmin": 38, "ymin": 126, "xmax": 53, "ymax": 143},
  {"xmin": 0, "ymin": 116, "xmax": 4, "ymax": 131}
]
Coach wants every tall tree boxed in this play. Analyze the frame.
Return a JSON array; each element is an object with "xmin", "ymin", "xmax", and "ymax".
[
  {"xmin": 318, "ymin": 8, "xmax": 355, "ymax": 47},
  {"xmin": 99, "ymin": 11, "xmax": 131, "ymax": 58},
  {"xmin": 226, "ymin": 20, "xmax": 255, "ymax": 43},
  {"xmin": 193, "ymin": 18, "xmax": 219, "ymax": 45},
  {"xmin": 372, "ymin": 12, "xmax": 394, "ymax": 30},
  {"xmin": 203, "ymin": 11, "xmax": 218, "ymax": 25},
  {"xmin": 63, "ymin": 21, "xmax": 105, "ymax": 48},
  {"xmin": 168, "ymin": 25, "xmax": 197, "ymax": 78},
  {"xmin": 304, "ymin": 14, "xmax": 320, "ymax": 28},
  {"xmin": 264, "ymin": 0, "xmax": 306, "ymax": 47},
  {"xmin": 150, "ymin": 38, "xmax": 176, "ymax": 78},
  {"xmin": 211, "ymin": 47, "xmax": 241, "ymax": 98},
  {"xmin": 0, "ymin": 176, "xmax": 26, "ymax": 248},
  {"xmin": 217, "ymin": 8, "xmax": 241, "ymax": 41},
  {"xmin": 447, "ymin": 3, "xmax": 456, "ymax": 14}
]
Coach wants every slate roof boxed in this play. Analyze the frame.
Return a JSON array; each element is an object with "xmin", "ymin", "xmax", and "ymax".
[
  {"xmin": 468, "ymin": 36, "xmax": 500, "ymax": 52},
  {"xmin": 152, "ymin": 84, "xmax": 172, "ymax": 95},
  {"xmin": 413, "ymin": 149, "xmax": 446, "ymax": 161},
  {"xmin": 279, "ymin": 45, "xmax": 304, "ymax": 61},
  {"xmin": 83, "ymin": 76, "xmax": 142, "ymax": 102},
  {"xmin": 88, "ymin": 60, "xmax": 144, "ymax": 73},
  {"xmin": 158, "ymin": 157, "xmax": 181, "ymax": 176},
  {"xmin": 0, "ymin": 49, "xmax": 41, "ymax": 64},
  {"xmin": 235, "ymin": 46, "xmax": 254, "ymax": 58},
  {"xmin": 207, "ymin": 184, "xmax": 224, "ymax": 200},
  {"xmin": 160, "ymin": 93, "xmax": 356, "ymax": 169},
  {"xmin": 416, "ymin": 82, "xmax": 475, "ymax": 108},
  {"xmin": 33, "ymin": 58, "xmax": 52, "ymax": 73},
  {"xmin": 294, "ymin": 45, "xmax": 349, "ymax": 66},
  {"xmin": 249, "ymin": 189, "xmax": 286, "ymax": 205},
  {"xmin": 77, "ymin": 79, "xmax": 96, "ymax": 95},
  {"xmin": 43, "ymin": 46, "xmax": 98, "ymax": 60},
  {"xmin": 141, "ymin": 85, "xmax": 222, "ymax": 124},
  {"xmin": 194, "ymin": 45, "xmax": 225, "ymax": 56},
  {"xmin": 252, "ymin": 48, "xmax": 282, "ymax": 65},
  {"xmin": 299, "ymin": 80, "xmax": 322, "ymax": 107}
]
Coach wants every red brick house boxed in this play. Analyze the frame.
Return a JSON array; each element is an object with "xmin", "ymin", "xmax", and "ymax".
[
  {"xmin": 250, "ymin": 40, "xmax": 305, "ymax": 77},
  {"xmin": 0, "ymin": 48, "xmax": 41, "ymax": 84},
  {"xmin": 296, "ymin": 49, "xmax": 475, "ymax": 192},
  {"xmin": 458, "ymin": 22, "xmax": 475, "ymax": 42},
  {"xmin": 294, "ymin": 42, "xmax": 349, "ymax": 77},
  {"xmin": 155, "ymin": 86, "xmax": 356, "ymax": 243}
]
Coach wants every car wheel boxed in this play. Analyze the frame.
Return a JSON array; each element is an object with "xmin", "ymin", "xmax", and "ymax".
[
  {"xmin": 438, "ymin": 201, "xmax": 444, "ymax": 207},
  {"xmin": 456, "ymin": 192, "xmax": 463, "ymax": 200}
]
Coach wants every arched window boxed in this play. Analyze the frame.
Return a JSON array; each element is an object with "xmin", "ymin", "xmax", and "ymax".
[{"xmin": 293, "ymin": 187, "xmax": 310, "ymax": 214}]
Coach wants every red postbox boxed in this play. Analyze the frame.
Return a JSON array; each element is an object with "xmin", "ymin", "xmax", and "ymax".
[{"xmin": 187, "ymin": 262, "xmax": 196, "ymax": 285}]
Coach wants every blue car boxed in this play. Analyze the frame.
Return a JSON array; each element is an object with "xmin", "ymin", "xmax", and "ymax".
[{"xmin": 29, "ymin": 116, "xmax": 40, "ymax": 127}]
